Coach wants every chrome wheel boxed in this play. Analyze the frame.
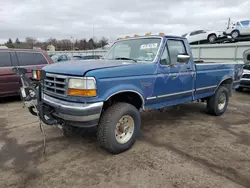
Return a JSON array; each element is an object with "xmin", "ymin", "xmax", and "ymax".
[
  {"xmin": 218, "ymin": 93, "xmax": 226, "ymax": 110},
  {"xmin": 115, "ymin": 115, "xmax": 135, "ymax": 144}
]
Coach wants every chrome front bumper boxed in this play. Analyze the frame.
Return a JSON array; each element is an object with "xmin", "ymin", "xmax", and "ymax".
[{"xmin": 42, "ymin": 94, "xmax": 103, "ymax": 127}]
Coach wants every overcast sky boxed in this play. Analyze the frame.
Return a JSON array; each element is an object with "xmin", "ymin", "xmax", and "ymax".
[{"xmin": 0, "ymin": 0, "xmax": 250, "ymax": 44}]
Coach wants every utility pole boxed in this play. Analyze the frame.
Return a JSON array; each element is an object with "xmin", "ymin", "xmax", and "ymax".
[
  {"xmin": 92, "ymin": 24, "xmax": 94, "ymax": 56},
  {"xmin": 227, "ymin": 17, "xmax": 231, "ymax": 29},
  {"xmin": 71, "ymin": 36, "xmax": 74, "ymax": 50}
]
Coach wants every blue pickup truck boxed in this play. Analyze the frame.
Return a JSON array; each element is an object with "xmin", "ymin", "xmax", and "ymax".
[{"xmin": 16, "ymin": 34, "xmax": 244, "ymax": 154}]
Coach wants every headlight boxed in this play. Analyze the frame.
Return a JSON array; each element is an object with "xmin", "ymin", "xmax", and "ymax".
[
  {"xmin": 68, "ymin": 77, "xmax": 97, "ymax": 97},
  {"xmin": 32, "ymin": 70, "xmax": 41, "ymax": 80}
]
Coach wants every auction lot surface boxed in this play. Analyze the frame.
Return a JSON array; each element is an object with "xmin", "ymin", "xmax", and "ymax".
[{"xmin": 1, "ymin": 91, "xmax": 250, "ymax": 188}]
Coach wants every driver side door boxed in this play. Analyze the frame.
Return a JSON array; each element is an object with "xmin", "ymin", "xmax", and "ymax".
[{"xmin": 152, "ymin": 39, "xmax": 195, "ymax": 108}]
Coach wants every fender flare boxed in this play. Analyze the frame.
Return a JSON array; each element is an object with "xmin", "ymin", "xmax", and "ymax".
[{"xmin": 105, "ymin": 88, "xmax": 145, "ymax": 109}]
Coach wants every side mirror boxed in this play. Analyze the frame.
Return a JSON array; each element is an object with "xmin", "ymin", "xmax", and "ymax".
[
  {"xmin": 12, "ymin": 67, "xmax": 18, "ymax": 74},
  {"xmin": 177, "ymin": 54, "xmax": 190, "ymax": 63},
  {"xmin": 12, "ymin": 67, "xmax": 27, "ymax": 75}
]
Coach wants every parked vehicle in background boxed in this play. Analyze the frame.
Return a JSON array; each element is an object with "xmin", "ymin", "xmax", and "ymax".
[
  {"xmin": 0, "ymin": 49, "xmax": 53, "ymax": 97},
  {"xmin": 51, "ymin": 54, "xmax": 71, "ymax": 63},
  {"xmin": 18, "ymin": 33, "xmax": 244, "ymax": 154},
  {"xmin": 224, "ymin": 20, "xmax": 250, "ymax": 39},
  {"xmin": 236, "ymin": 49, "xmax": 250, "ymax": 91},
  {"xmin": 182, "ymin": 30, "xmax": 227, "ymax": 44},
  {"xmin": 71, "ymin": 55, "xmax": 102, "ymax": 60}
]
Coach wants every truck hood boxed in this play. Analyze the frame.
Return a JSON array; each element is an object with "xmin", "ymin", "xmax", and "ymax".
[{"xmin": 42, "ymin": 59, "xmax": 136, "ymax": 76}]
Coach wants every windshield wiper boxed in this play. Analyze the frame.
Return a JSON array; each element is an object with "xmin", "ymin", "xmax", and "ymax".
[{"xmin": 115, "ymin": 57, "xmax": 137, "ymax": 63}]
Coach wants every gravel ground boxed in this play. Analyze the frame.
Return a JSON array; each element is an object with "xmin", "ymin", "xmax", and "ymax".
[{"xmin": 0, "ymin": 91, "xmax": 250, "ymax": 188}]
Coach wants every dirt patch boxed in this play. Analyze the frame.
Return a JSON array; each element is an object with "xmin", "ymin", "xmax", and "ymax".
[{"xmin": 0, "ymin": 92, "xmax": 250, "ymax": 188}]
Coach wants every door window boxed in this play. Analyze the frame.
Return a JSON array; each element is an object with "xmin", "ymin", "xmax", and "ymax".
[
  {"xmin": 0, "ymin": 52, "xmax": 12, "ymax": 67},
  {"xmin": 10, "ymin": 52, "xmax": 18, "ymax": 66},
  {"xmin": 190, "ymin": 31, "xmax": 198, "ymax": 36},
  {"xmin": 196, "ymin": 30, "xmax": 206, "ymax": 34},
  {"xmin": 17, "ymin": 52, "xmax": 48, "ymax": 66},
  {"xmin": 167, "ymin": 40, "xmax": 187, "ymax": 64},
  {"xmin": 160, "ymin": 46, "xmax": 170, "ymax": 65}
]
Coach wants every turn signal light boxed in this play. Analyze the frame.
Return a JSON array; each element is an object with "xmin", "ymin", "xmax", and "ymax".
[
  {"xmin": 68, "ymin": 89, "xmax": 97, "ymax": 97},
  {"xmin": 32, "ymin": 69, "xmax": 41, "ymax": 80}
]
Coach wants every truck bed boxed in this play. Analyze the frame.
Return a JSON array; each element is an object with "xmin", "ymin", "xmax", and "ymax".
[{"xmin": 194, "ymin": 61, "xmax": 243, "ymax": 100}]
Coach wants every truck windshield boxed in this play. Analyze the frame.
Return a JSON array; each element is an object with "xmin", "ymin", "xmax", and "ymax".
[{"xmin": 103, "ymin": 37, "xmax": 162, "ymax": 62}]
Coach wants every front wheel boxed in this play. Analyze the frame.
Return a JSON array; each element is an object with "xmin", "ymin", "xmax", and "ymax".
[
  {"xmin": 207, "ymin": 86, "xmax": 229, "ymax": 116},
  {"xmin": 231, "ymin": 30, "xmax": 239, "ymax": 39},
  {"xmin": 97, "ymin": 102, "xmax": 141, "ymax": 154}
]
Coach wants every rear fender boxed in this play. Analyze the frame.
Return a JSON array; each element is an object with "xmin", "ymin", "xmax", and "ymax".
[{"xmin": 216, "ymin": 77, "xmax": 233, "ymax": 96}]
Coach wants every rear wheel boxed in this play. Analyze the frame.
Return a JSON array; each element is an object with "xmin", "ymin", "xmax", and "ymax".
[
  {"xmin": 97, "ymin": 102, "xmax": 141, "ymax": 154},
  {"xmin": 207, "ymin": 86, "xmax": 229, "ymax": 116}
]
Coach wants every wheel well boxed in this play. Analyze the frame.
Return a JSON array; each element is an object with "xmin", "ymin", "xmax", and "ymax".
[
  {"xmin": 219, "ymin": 78, "xmax": 233, "ymax": 96},
  {"xmin": 231, "ymin": 30, "xmax": 240, "ymax": 34},
  {"xmin": 103, "ymin": 92, "xmax": 144, "ymax": 111}
]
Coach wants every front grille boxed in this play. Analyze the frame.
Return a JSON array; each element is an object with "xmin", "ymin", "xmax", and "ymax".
[
  {"xmin": 242, "ymin": 74, "xmax": 250, "ymax": 79},
  {"xmin": 43, "ymin": 73, "xmax": 67, "ymax": 96}
]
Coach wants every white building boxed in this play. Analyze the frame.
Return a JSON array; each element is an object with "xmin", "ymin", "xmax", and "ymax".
[{"xmin": 0, "ymin": 46, "xmax": 8, "ymax": 49}]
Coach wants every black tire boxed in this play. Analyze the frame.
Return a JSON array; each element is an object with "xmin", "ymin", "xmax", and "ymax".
[
  {"xmin": 208, "ymin": 34, "xmax": 217, "ymax": 42},
  {"xmin": 97, "ymin": 102, "xmax": 141, "ymax": 154},
  {"xmin": 231, "ymin": 30, "xmax": 239, "ymax": 39},
  {"xmin": 235, "ymin": 87, "xmax": 243, "ymax": 92},
  {"xmin": 207, "ymin": 86, "xmax": 229, "ymax": 116}
]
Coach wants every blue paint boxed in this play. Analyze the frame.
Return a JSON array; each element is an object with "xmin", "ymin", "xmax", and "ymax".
[{"xmin": 42, "ymin": 35, "xmax": 245, "ymax": 110}]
